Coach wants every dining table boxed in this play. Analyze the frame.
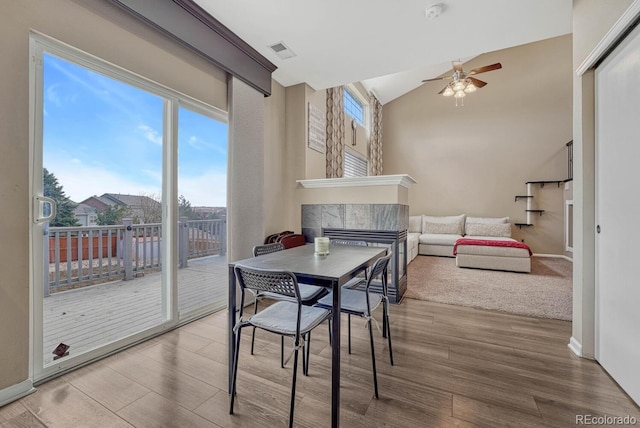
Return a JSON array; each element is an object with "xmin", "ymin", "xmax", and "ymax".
[{"xmin": 227, "ymin": 242, "xmax": 387, "ymax": 427}]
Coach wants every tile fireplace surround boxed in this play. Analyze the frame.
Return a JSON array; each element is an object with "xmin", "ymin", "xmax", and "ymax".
[{"xmin": 301, "ymin": 203, "xmax": 409, "ymax": 302}]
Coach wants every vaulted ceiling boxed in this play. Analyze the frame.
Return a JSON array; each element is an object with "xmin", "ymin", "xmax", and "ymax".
[{"xmin": 193, "ymin": 0, "xmax": 572, "ymax": 104}]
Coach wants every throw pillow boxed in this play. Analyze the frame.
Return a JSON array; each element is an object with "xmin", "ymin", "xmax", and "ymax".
[
  {"xmin": 409, "ymin": 216, "xmax": 423, "ymax": 233},
  {"xmin": 465, "ymin": 222, "xmax": 512, "ymax": 238},
  {"xmin": 466, "ymin": 216, "xmax": 510, "ymax": 224},
  {"xmin": 424, "ymin": 221, "xmax": 463, "ymax": 235},
  {"xmin": 422, "ymin": 214, "xmax": 465, "ymax": 235}
]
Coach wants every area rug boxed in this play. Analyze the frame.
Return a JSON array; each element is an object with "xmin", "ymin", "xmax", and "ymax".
[{"xmin": 404, "ymin": 256, "xmax": 572, "ymax": 320}]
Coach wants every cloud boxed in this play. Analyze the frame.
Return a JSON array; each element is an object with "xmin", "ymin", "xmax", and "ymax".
[
  {"xmin": 178, "ymin": 170, "xmax": 226, "ymax": 206},
  {"xmin": 138, "ymin": 124, "xmax": 162, "ymax": 145}
]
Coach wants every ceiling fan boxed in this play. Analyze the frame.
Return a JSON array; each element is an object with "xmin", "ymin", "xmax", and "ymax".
[{"xmin": 422, "ymin": 61, "xmax": 502, "ymax": 105}]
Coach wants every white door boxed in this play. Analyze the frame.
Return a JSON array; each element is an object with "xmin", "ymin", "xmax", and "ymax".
[{"xmin": 595, "ymin": 23, "xmax": 640, "ymax": 404}]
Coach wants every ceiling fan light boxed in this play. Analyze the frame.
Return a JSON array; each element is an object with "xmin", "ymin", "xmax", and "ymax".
[
  {"xmin": 442, "ymin": 87, "xmax": 454, "ymax": 97},
  {"xmin": 452, "ymin": 81, "xmax": 465, "ymax": 92},
  {"xmin": 454, "ymin": 90, "xmax": 466, "ymax": 98},
  {"xmin": 464, "ymin": 83, "xmax": 477, "ymax": 93}
]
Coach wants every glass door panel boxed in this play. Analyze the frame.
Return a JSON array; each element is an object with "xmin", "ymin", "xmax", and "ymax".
[{"xmin": 176, "ymin": 105, "xmax": 228, "ymax": 320}]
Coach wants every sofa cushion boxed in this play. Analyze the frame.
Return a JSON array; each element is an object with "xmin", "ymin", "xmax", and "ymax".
[
  {"xmin": 466, "ymin": 216, "xmax": 509, "ymax": 224},
  {"xmin": 465, "ymin": 222, "xmax": 512, "ymax": 238},
  {"xmin": 422, "ymin": 214, "xmax": 465, "ymax": 235},
  {"xmin": 419, "ymin": 233, "xmax": 461, "ymax": 246},
  {"xmin": 409, "ymin": 216, "xmax": 423, "ymax": 233}
]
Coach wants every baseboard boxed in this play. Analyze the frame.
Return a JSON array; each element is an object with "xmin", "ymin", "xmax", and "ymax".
[
  {"xmin": 568, "ymin": 336, "xmax": 583, "ymax": 357},
  {"xmin": 532, "ymin": 253, "xmax": 573, "ymax": 262},
  {"xmin": 0, "ymin": 379, "xmax": 36, "ymax": 407}
]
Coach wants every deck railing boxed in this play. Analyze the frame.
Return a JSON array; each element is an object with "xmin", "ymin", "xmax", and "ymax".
[{"xmin": 44, "ymin": 218, "xmax": 226, "ymax": 295}]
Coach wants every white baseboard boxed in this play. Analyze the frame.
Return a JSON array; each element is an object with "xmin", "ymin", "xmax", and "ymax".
[
  {"xmin": 0, "ymin": 379, "xmax": 35, "ymax": 407},
  {"xmin": 568, "ymin": 336, "xmax": 583, "ymax": 357},
  {"xmin": 532, "ymin": 253, "xmax": 573, "ymax": 262}
]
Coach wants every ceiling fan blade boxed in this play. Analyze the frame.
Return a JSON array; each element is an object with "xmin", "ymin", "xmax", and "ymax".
[
  {"xmin": 469, "ymin": 63, "xmax": 502, "ymax": 75},
  {"xmin": 468, "ymin": 77, "xmax": 487, "ymax": 88},
  {"xmin": 422, "ymin": 76, "xmax": 451, "ymax": 83},
  {"xmin": 452, "ymin": 61, "xmax": 463, "ymax": 72}
]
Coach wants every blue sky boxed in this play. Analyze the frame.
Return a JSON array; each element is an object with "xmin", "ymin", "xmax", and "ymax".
[{"xmin": 43, "ymin": 53, "xmax": 228, "ymax": 207}]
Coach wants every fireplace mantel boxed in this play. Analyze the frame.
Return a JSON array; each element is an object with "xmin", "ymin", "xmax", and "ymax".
[{"xmin": 297, "ymin": 174, "xmax": 416, "ymax": 189}]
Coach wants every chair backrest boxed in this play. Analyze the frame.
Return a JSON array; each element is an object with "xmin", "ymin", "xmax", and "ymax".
[
  {"xmin": 331, "ymin": 239, "xmax": 367, "ymax": 247},
  {"xmin": 367, "ymin": 252, "xmax": 393, "ymax": 292},
  {"xmin": 234, "ymin": 265, "xmax": 301, "ymax": 302},
  {"xmin": 279, "ymin": 234, "xmax": 306, "ymax": 249},
  {"xmin": 253, "ymin": 242, "xmax": 285, "ymax": 257}
]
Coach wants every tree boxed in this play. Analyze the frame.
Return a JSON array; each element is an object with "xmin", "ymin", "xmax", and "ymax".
[
  {"xmin": 43, "ymin": 168, "xmax": 80, "ymax": 227},
  {"xmin": 138, "ymin": 192, "xmax": 162, "ymax": 224},
  {"xmin": 96, "ymin": 204, "xmax": 131, "ymax": 225},
  {"xmin": 178, "ymin": 194, "xmax": 196, "ymax": 220}
]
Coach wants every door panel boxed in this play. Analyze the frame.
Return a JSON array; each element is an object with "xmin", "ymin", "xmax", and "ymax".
[{"xmin": 595, "ymin": 23, "xmax": 640, "ymax": 405}]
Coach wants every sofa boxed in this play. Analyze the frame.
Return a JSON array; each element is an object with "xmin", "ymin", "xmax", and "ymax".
[{"xmin": 407, "ymin": 214, "xmax": 531, "ymax": 273}]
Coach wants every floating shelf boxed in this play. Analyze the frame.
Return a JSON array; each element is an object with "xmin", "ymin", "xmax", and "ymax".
[
  {"xmin": 514, "ymin": 195, "xmax": 533, "ymax": 202},
  {"xmin": 526, "ymin": 209, "xmax": 545, "ymax": 215},
  {"xmin": 526, "ymin": 179, "xmax": 572, "ymax": 188},
  {"xmin": 514, "ymin": 223, "xmax": 534, "ymax": 229}
]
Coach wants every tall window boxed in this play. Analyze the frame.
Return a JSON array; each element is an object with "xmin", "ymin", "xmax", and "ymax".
[{"xmin": 344, "ymin": 88, "xmax": 365, "ymax": 126}]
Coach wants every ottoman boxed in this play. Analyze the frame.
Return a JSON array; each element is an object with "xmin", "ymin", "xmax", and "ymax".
[{"xmin": 453, "ymin": 237, "xmax": 532, "ymax": 273}]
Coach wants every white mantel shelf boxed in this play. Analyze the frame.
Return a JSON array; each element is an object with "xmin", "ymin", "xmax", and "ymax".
[{"xmin": 297, "ymin": 174, "xmax": 416, "ymax": 189}]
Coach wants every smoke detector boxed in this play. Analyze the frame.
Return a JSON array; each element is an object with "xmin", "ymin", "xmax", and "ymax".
[{"xmin": 425, "ymin": 3, "xmax": 445, "ymax": 20}]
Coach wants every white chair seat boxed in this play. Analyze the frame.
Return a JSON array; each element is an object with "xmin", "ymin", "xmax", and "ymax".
[
  {"xmin": 317, "ymin": 288, "xmax": 383, "ymax": 315},
  {"xmin": 249, "ymin": 301, "xmax": 331, "ymax": 336}
]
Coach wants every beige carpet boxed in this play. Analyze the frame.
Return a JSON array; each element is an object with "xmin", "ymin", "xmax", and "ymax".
[{"xmin": 404, "ymin": 256, "xmax": 572, "ymax": 320}]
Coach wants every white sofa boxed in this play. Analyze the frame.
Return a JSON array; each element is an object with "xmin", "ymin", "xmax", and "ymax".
[
  {"xmin": 408, "ymin": 214, "xmax": 531, "ymax": 273},
  {"xmin": 409, "ymin": 214, "xmax": 465, "ymax": 258}
]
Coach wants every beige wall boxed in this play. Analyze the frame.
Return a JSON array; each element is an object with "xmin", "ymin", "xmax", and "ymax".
[
  {"xmin": 571, "ymin": 0, "xmax": 634, "ymax": 358},
  {"xmin": 383, "ymin": 35, "xmax": 573, "ymax": 254},
  {"xmin": 0, "ymin": 0, "xmax": 227, "ymax": 394}
]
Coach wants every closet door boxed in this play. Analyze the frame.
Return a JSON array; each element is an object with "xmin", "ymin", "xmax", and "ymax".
[{"xmin": 595, "ymin": 22, "xmax": 640, "ymax": 404}]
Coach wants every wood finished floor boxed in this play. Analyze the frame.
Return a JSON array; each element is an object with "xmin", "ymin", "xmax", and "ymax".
[{"xmin": 2, "ymin": 299, "xmax": 639, "ymax": 427}]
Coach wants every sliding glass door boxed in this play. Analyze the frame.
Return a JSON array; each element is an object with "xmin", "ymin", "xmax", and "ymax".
[{"xmin": 30, "ymin": 34, "xmax": 227, "ymax": 381}]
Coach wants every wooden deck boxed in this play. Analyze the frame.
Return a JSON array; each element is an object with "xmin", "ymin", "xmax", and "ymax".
[{"xmin": 43, "ymin": 255, "xmax": 228, "ymax": 365}]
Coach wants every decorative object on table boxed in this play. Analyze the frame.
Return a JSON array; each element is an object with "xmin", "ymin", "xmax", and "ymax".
[{"xmin": 314, "ymin": 237, "xmax": 330, "ymax": 256}]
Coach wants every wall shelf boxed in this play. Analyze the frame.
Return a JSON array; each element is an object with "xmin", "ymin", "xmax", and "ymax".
[
  {"xmin": 525, "ymin": 209, "xmax": 545, "ymax": 215},
  {"xmin": 514, "ymin": 223, "xmax": 534, "ymax": 229},
  {"xmin": 514, "ymin": 195, "xmax": 533, "ymax": 202}
]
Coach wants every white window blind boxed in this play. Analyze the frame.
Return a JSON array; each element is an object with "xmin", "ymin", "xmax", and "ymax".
[{"xmin": 344, "ymin": 150, "xmax": 368, "ymax": 177}]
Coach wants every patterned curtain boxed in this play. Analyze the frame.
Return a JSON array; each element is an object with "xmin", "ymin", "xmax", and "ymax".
[
  {"xmin": 326, "ymin": 87, "xmax": 345, "ymax": 178},
  {"xmin": 369, "ymin": 94, "xmax": 383, "ymax": 176}
]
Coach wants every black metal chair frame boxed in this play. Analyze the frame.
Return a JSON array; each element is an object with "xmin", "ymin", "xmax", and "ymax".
[
  {"xmin": 317, "ymin": 251, "xmax": 394, "ymax": 399},
  {"xmin": 230, "ymin": 265, "xmax": 331, "ymax": 427}
]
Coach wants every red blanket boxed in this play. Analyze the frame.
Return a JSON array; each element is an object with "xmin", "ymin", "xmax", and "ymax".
[{"xmin": 453, "ymin": 238, "xmax": 532, "ymax": 256}]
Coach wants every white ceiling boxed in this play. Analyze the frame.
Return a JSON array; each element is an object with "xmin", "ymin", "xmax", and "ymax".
[{"xmin": 194, "ymin": 0, "xmax": 572, "ymax": 104}]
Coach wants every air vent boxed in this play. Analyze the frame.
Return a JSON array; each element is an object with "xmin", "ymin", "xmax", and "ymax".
[{"xmin": 268, "ymin": 41, "xmax": 296, "ymax": 60}]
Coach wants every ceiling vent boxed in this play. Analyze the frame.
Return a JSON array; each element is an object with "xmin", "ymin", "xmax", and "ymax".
[{"xmin": 268, "ymin": 41, "xmax": 296, "ymax": 60}]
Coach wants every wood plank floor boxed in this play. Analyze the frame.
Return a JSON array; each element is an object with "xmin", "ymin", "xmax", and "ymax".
[
  {"xmin": 4, "ymin": 299, "xmax": 639, "ymax": 427},
  {"xmin": 43, "ymin": 255, "xmax": 228, "ymax": 365}
]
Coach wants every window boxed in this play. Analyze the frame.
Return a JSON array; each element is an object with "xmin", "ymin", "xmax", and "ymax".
[
  {"xmin": 344, "ymin": 88, "xmax": 365, "ymax": 127},
  {"xmin": 344, "ymin": 149, "xmax": 368, "ymax": 178}
]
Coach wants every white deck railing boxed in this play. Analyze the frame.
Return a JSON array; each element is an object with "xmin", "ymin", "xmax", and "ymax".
[{"xmin": 44, "ymin": 218, "xmax": 226, "ymax": 294}]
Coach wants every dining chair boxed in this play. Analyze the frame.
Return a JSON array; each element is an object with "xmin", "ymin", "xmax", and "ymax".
[
  {"xmin": 315, "ymin": 252, "xmax": 394, "ymax": 399},
  {"xmin": 230, "ymin": 265, "xmax": 332, "ymax": 428},
  {"xmin": 251, "ymin": 243, "xmax": 326, "ymax": 372},
  {"xmin": 330, "ymin": 239, "xmax": 369, "ymax": 283}
]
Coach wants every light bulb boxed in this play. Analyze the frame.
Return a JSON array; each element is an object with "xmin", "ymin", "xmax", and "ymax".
[
  {"xmin": 442, "ymin": 86, "xmax": 454, "ymax": 97},
  {"xmin": 464, "ymin": 82, "xmax": 477, "ymax": 93},
  {"xmin": 454, "ymin": 90, "xmax": 466, "ymax": 98},
  {"xmin": 452, "ymin": 81, "xmax": 465, "ymax": 92}
]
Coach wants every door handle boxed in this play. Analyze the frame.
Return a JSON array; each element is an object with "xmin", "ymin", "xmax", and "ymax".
[{"xmin": 34, "ymin": 196, "xmax": 56, "ymax": 224}]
